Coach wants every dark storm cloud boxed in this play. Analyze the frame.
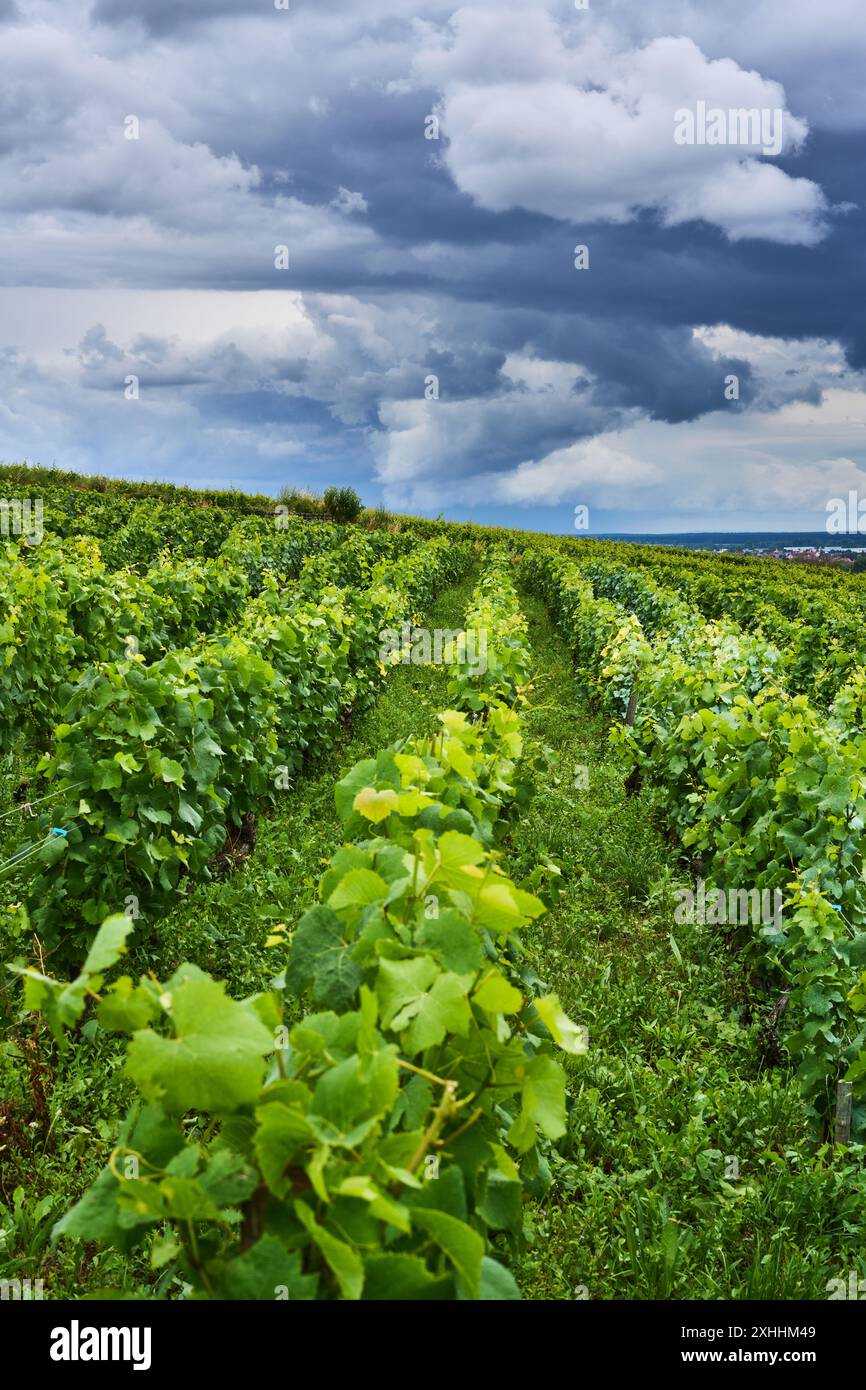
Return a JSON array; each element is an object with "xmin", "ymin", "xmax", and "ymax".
[
  {"xmin": 174, "ymin": 54, "xmax": 863, "ymax": 400},
  {"xmin": 91, "ymin": 0, "xmax": 252, "ymax": 34},
  {"xmin": 390, "ymin": 200, "xmax": 863, "ymax": 411}
]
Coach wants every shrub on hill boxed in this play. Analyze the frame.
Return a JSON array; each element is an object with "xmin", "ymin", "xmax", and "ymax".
[{"xmin": 324, "ymin": 485, "xmax": 363, "ymax": 523}]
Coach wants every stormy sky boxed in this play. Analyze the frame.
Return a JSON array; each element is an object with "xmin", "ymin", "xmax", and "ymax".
[{"xmin": 0, "ymin": 0, "xmax": 864, "ymax": 532}]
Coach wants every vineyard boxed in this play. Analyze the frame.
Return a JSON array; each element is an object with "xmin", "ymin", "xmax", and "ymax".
[{"xmin": 2, "ymin": 473, "xmax": 866, "ymax": 1302}]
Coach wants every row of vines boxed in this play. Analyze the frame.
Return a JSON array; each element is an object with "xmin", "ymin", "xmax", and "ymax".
[
  {"xmin": 16, "ymin": 551, "xmax": 583, "ymax": 1300},
  {"xmin": 3, "ymin": 531, "xmax": 471, "ymax": 959},
  {"xmin": 523, "ymin": 546, "xmax": 866, "ymax": 1139}
]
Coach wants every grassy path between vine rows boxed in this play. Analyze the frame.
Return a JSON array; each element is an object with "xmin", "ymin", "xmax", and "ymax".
[
  {"xmin": 155, "ymin": 566, "xmax": 480, "ymax": 991},
  {"xmin": 508, "ymin": 588, "xmax": 866, "ymax": 1301},
  {"xmin": 0, "ymin": 568, "xmax": 478, "ymax": 1297}
]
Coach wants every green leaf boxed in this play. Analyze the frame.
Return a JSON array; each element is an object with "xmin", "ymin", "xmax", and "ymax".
[
  {"xmin": 478, "ymin": 1255, "xmax": 521, "ymax": 1300},
  {"xmin": 409, "ymin": 1164, "xmax": 467, "ymax": 1221},
  {"xmin": 377, "ymin": 956, "xmax": 438, "ymax": 1029},
  {"xmin": 286, "ymin": 905, "xmax": 363, "ymax": 1011},
  {"xmin": 81, "ymin": 914, "xmax": 135, "ymax": 977},
  {"xmin": 125, "ymin": 970, "xmax": 274, "ymax": 1114},
  {"xmin": 402, "ymin": 974, "xmax": 473, "ymax": 1055},
  {"xmin": 222, "ymin": 1236, "xmax": 318, "ymax": 1301},
  {"xmin": 436, "ymin": 830, "xmax": 486, "ymax": 875},
  {"xmin": 308, "ymin": 1050, "xmax": 399, "ymax": 1148},
  {"xmin": 157, "ymin": 1176, "xmax": 220, "ymax": 1222},
  {"xmin": 508, "ymin": 1053, "xmax": 567, "ymax": 1151},
  {"xmin": 254, "ymin": 1102, "xmax": 316, "ymax": 1196},
  {"xmin": 444, "ymin": 739, "xmax": 476, "ymax": 779},
  {"xmin": 93, "ymin": 761, "xmax": 123, "ymax": 790},
  {"xmin": 295, "ymin": 1202, "xmax": 364, "ymax": 1300},
  {"xmin": 377, "ymin": 957, "xmax": 472, "ymax": 1055},
  {"xmin": 335, "ymin": 758, "xmax": 378, "ymax": 823},
  {"xmin": 362, "ymin": 1253, "xmax": 451, "ymax": 1301},
  {"xmin": 150, "ymin": 1233, "xmax": 180, "ymax": 1270},
  {"xmin": 352, "ymin": 787, "xmax": 399, "ymax": 824},
  {"xmin": 104, "ymin": 817, "xmax": 139, "ymax": 846},
  {"xmin": 114, "ymin": 752, "xmax": 142, "ymax": 774},
  {"xmin": 477, "ymin": 1173, "xmax": 522, "ymax": 1232},
  {"xmin": 159, "ymin": 757, "xmax": 185, "ymax": 785},
  {"xmin": 535, "ymin": 994, "xmax": 588, "ymax": 1054},
  {"xmin": 177, "ymin": 796, "xmax": 203, "ymax": 832},
  {"xmin": 473, "ymin": 969, "xmax": 522, "ymax": 1015},
  {"xmin": 409, "ymin": 1208, "xmax": 484, "ymax": 1299},
  {"xmin": 328, "ymin": 868, "xmax": 390, "ymax": 910},
  {"xmin": 474, "ymin": 882, "xmax": 528, "ymax": 935},
  {"xmin": 198, "ymin": 1149, "xmax": 259, "ymax": 1206},
  {"xmin": 97, "ymin": 977, "xmax": 160, "ymax": 1033},
  {"xmin": 52, "ymin": 1168, "xmax": 133, "ymax": 1251},
  {"xmin": 415, "ymin": 910, "xmax": 484, "ymax": 974}
]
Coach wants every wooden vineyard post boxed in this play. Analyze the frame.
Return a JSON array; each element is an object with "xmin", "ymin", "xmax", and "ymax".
[
  {"xmin": 835, "ymin": 1080, "xmax": 853, "ymax": 1146},
  {"xmin": 625, "ymin": 674, "xmax": 638, "ymax": 727},
  {"xmin": 622, "ymin": 674, "xmax": 641, "ymax": 798}
]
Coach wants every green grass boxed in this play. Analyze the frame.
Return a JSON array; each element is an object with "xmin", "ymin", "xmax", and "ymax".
[{"xmin": 510, "ymin": 588, "xmax": 866, "ymax": 1300}]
